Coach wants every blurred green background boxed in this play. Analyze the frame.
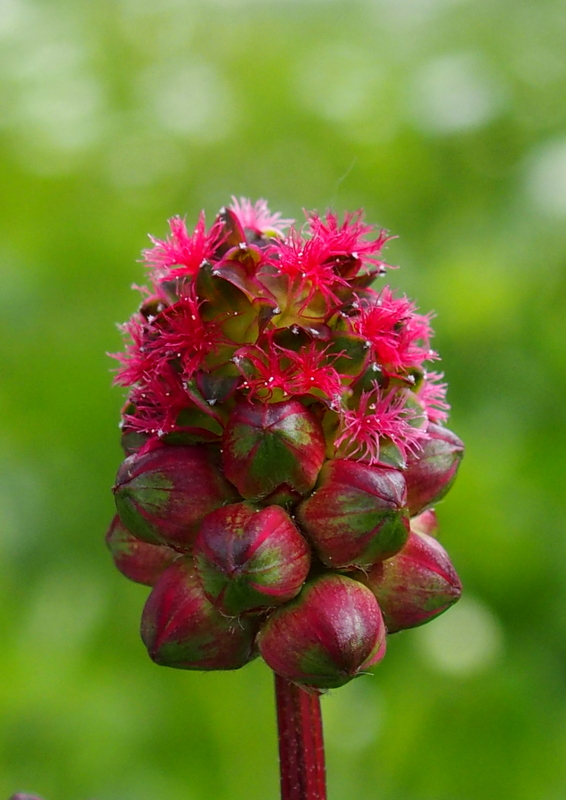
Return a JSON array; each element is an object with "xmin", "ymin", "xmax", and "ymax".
[{"xmin": 1, "ymin": 0, "xmax": 566, "ymax": 798}]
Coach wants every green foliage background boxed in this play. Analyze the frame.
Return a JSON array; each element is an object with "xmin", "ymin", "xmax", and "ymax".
[{"xmin": 1, "ymin": 1, "xmax": 566, "ymax": 798}]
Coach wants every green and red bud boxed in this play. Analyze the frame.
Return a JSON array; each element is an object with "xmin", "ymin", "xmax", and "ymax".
[
  {"xmin": 222, "ymin": 399, "xmax": 326, "ymax": 501},
  {"xmin": 194, "ymin": 502, "xmax": 311, "ymax": 616},
  {"xmin": 296, "ymin": 459, "xmax": 410, "ymax": 569},
  {"xmin": 404, "ymin": 424, "xmax": 464, "ymax": 515},
  {"xmin": 105, "ymin": 515, "xmax": 179, "ymax": 586},
  {"xmin": 361, "ymin": 530, "xmax": 462, "ymax": 633},
  {"xmin": 258, "ymin": 573, "xmax": 386, "ymax": 689},
  {"xmin": 141, "ymin": 559, "xmax": 257, "ymax": 671},
  {"xmin": 113, "ymin": 444, "xmax": 238, "ymax": 549}
]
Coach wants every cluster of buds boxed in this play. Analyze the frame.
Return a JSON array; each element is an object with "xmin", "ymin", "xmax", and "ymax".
[{"xmin": 107, "ymin": 198, "xmax": 464, "ymax": 691}]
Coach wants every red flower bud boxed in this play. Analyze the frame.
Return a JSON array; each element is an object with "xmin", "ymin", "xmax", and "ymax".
[
  {"xmin": 258, "ymin": 573, "xmax": 386, "ymax": 689},
  {"xmin": 404, "ymin": 424, "xmax": 464, "ymax": 515},
  {"xmin": 194, "ymin": 502, "xmax": 311, "ymax": 616},
  {"xmin": 296, "ymin": 459, "xmax": 409, "ymax": 569},
  {"xmin": 222, "ymin": 399, "xmax": 326, "ymax": 501},
  {"xmin": 113, "ymin": 444, "xmax": 238, "ymax": 548},
  {"xmin": 141, "ymin": 559, "xmax": 257, "ymax": 670},
  {"xmin": 409, "ymin": 508, "xmax": 439, "ymax": 538},
  {"xmin": 105, "ymin": 515, "xmax": 179, "ymax": 586},
  {"xmin": 361, "ymin": 530, "xmax": 462, "ymax": 633}
]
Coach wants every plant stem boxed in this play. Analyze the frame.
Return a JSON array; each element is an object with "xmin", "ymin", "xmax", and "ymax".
[{"xmin": 274, "ymin": 674, "xmax": 327, "ymax": 800}]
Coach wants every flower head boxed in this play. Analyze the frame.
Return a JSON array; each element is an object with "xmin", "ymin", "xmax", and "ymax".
[{"xmin": 109, "ymin": 198, "xmax": 463, "ymax": 691}]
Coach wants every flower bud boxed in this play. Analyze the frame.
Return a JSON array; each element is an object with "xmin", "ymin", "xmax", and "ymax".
[
  {"xmin": 105, "ymin": 514, "xmax": 179, "ymax": 586},
  {"xmin": 222, "ymin": 399, "xmax": 326, "ymax": 501},
  {"xmin": 194, "ymin": 502, "xmax": 311, "ymax": 616},
  {"xmin": 258, "ymin": 573, "xmax": 386, "ymax": 689},
  {"xmin": 404, "ymin": 424, "xmax": 464, "ymax": 515},
  {"xmin": 296, "ymin": 460, "xmax": 409, "ymax": 569},
  {"xmin": 409, "ymin": 508, "xmax": 439, "ymax": 538},
  {"xmin": 141, "ymin": 559, "xmax": 257, "ymax": 670},
  {"xmin": 361, "ymin": 530, "xmax": 462, "ymax": 633},
  {"xmin": 113, "ymin": 444, "xmax": 238, "ymax": 548}
]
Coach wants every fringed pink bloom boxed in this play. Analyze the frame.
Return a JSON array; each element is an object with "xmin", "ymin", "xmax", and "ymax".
[
  {"xmin": 351, "ymin": 288, "xmax": 436, "ymax": 372},
  {"xmin": 233, "ymin": 344, "xmax": 295, "ymax": 400},
  {"xmin": 276, "ymin": 343, "xmax": 344, "ymax": 403},
  {"xmin": 335, "ymin": 386, "xmax": 429, "ymax": 465},
  {"xmin": 307, "ymin": 210, "xmax": 393, "ymax": 275},
  {"xmin": 143, "ymin": 213, "xmax": 222, "ymax": 280},
  {"xmin": 124, "ymin": 366, "xmax": 190, "ymax": 436},
  {"xmin": 233, "ymin": 340, "xmax": 343, "ymax": 405},
  {"xmin": 417, "ymin": 372, "xmax": 450, "ymax": 423},
  {"xmin": 109, "ymin": 200, "xmax": 465, "ymax": 800},
  {"xmin": 114, "ymin": 286, "xmax": 225, "ymax": 390},
  {"xmin": 274, "ymin": 231, "xmax": 350, "ymax": 311},
  {"xmin": 229, "ymin": 196, "xmax": 294, "ymax": 238},
  {"xmin": 113, "ymin": 312, "xmax": 154, "ymax": 387}
]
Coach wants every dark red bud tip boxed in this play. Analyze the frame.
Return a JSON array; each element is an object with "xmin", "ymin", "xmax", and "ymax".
[
  {"xmin": 105, "ymin": 515, "xmax": 179, "ymax": 586},
  {"xmin": 141, "ymin": 559, "xmax": 257, "ymax": 671},
  {"xmin": 410, "ymin": 508, "xmax": 439, "ymax": 538},
  {"xmin": 113, "ymin": 444, "xmax": 238, "ymax": 548},
  {"xmin": 297, "ymin": 459, "xmax": 410, "ymax": 569},
  {"xmin": 405, "ymin": 424, "xmax": 464, "ymax": 515},
  {"xmin": 222, "ymin": 399, "xmax": 326, "ymax": 501},
  {"xmin": 194, "ymin": 502, "xmax": 311, "ymax": 616},
  {"xmin": 362, "ymin": 531, "xmax": 462, "ymax": 633},
  {"xmin": 258, "ymin": 573, "xmax": 386, "ymax": 690}
]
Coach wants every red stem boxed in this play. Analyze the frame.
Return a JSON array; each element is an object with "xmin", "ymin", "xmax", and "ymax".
[{"xmin": 274, "ymin": 674, "xmax": 327, "ymax": 800}]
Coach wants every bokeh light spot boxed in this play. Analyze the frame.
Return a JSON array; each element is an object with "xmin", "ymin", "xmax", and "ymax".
[
  {"xmin": 409, "ymin": 53, "xmax": 505, "ymax": 134},
  {"xmin": 415, "ymin": 595, "xmax": 504, "ymax": 676},
  {"xmin": 525, "ymin": 139, "xmax": 566, "ymax": 217}
]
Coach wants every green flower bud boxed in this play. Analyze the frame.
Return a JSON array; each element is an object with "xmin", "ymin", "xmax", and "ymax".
[
  {"xmin": 222, "ymin": 399, "xmax": 326, "ymax": 501},
  {"xmin": 141, "ymin": 559, "xmax": 257, "ymax": 671},
  {"xmin": 194, "ymin": 502, "xmax": 311, "ymax": 616},
  {"xmin": 361, "ymin": 530, "xmax": 462, "ymax": 633},
  {"xmin": 105, "ymin": 515, "xmax": 179, "ymax": 586},
  {"xmin": 258, "ymin": 573, "xmax": 386, "ymax": 689},
  {"xmin": 113, "ymin": 444, "xmax": 238, "ymax": 548},
  {"xmin": 296, "ymin": 459, "xmax": 409, "ymax": 569},
  {"xmin": 405, "ymin": 424, "xmax": 464, "ymax": 515}
]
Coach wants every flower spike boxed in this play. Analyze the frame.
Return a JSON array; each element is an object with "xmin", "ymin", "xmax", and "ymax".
[{"xmin": 109, "ymin": 198, "xmax": 463, "ymax": 700}]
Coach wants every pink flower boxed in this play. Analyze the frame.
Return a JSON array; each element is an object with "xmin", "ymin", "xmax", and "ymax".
[
  {"xmin": 417, "ymin": 371, "xmax": 450, "ymax": 423},
  {"xmin": 335, "ymin": 385, "xmax": 429, "ymax": 465},
  {"xmin": 273, "ymin": 230, "xmax": 350, "ymax": 311},
  {"xmin": 307, "ymin": 210, "xmax": 393, "ymax": 276},
  {"xmin": 143, "ymin": 212, "xmax": 222, "ymax": 280},
  {"xmin": 229, "ymin": 196, "xmax": 293, "ymax": 237},
  {"xmin": 350, "ymin": 287, "xmax": 436, "ymax": 371}
]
